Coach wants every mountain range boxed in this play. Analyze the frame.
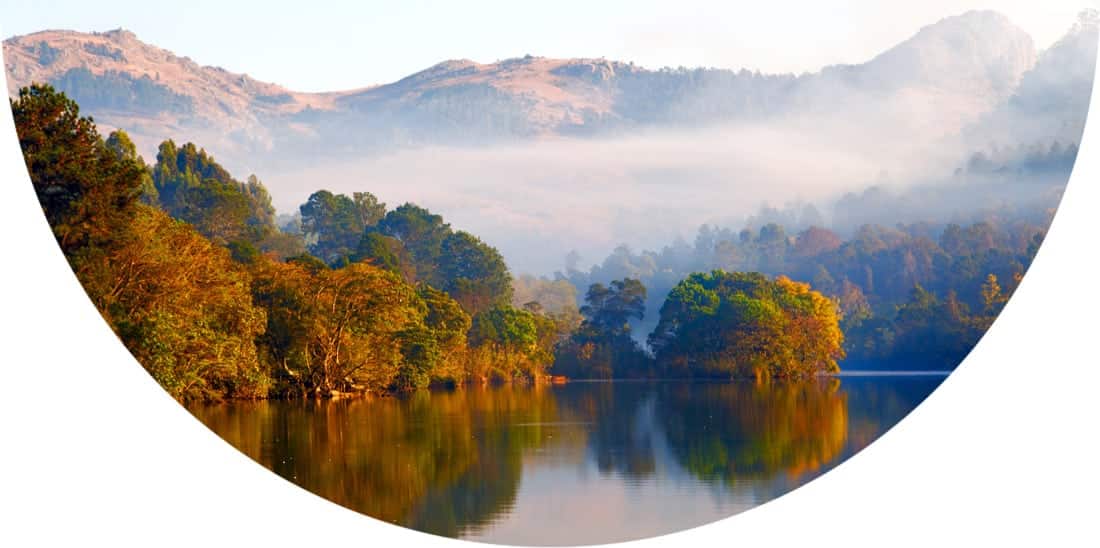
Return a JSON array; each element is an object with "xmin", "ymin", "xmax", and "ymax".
[{"xmin": 5, "ymin": 10, "xmax": 1095, "ymax": 177}]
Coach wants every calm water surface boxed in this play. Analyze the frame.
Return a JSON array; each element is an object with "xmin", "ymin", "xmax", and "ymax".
[{"xmin": 189, "ymin": 375, "xmax": 944, "ymax": 545}]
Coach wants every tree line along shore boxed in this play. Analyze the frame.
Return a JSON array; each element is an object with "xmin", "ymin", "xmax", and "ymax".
[{"xmin": 14, "ymin": 85, "xmax": 1029, "ymax": 401}]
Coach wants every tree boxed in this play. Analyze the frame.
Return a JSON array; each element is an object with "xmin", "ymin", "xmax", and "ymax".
[
  {"xmin": 887, "ymin": 284, "xmax": 980, "ymax": 368},
  {"xmin": 579, "ymin": 278, "xmax": 646, "ymax": 336},
  {"xmin": 649, "ymin": 271, "xmax": 843, "ymax": 379},
  {"xmin": 792, "ymin": 226, "xmax": 842, "ymax": 258},
  {"xmin": 980, "ymin": 273, "xmax": 1005, "ymax": 316},
  {"xmin": 436, "ymin": 231, "xmax": 513, "ymax": 316},
  {"xmin": 755, "ymin": 223, "xmax": 789, "ymax": 273},
  {"xmin": 416, "ymin": 285, "xmax": 472, "ymax": 384},
  {"xmin": 84, "ymin": 205, "xmax": 269, "ymax": 401},
  {"xmin": 175, "ymin": 178, "xmax": 254, "ymax": 244},
  {"xmin": 105, "ymin": 129, "xmax": 157, "ymax": 204},
  {"xmin": 355, "ymin": 232, "xmax": 410, "ymax": 278},
  {"xmin": 372, "ymin": 203, "xmax": 451, "ymax": 281},
  {"xmin": 11, "ymin": 84, "xmax": 145, "ymax": 253},
  {"xmin": 395, "ymin": 327, "xmax": 440, "ymax": 391},
  {"xmin": 554, "ymin": 278, "xmax": 652, "ymax": 379},
  {"xmin": 152, "ymin": 140, "xmax": 283, "ymax": 249},
  {"xmin": 299, "ymin": 190, "xmax": 363, "ymax": 264},
  {"xmin": 352, "ymin": 191, "xmax": 386, "ymax": 228},
  {"xmin": 251, "ymin": 260, "xmax": 425, "ymax": 395},
  {"xmin": 468, "ymin": 306, "xmax": 549, "ymax": 381},
  {"xmin": 14, "ymin": 86, "xmax": 270, "ymax": 401}
]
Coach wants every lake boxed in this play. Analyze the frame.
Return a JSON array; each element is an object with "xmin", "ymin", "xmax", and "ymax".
[{"xmin": 188, "ymin": 375, "xmax": 945, "ymax": 545}]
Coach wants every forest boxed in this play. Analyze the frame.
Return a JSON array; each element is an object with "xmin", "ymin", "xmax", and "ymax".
[
  {"xmin": 553, "ymin": 195, "xmax": 1048, "ymax": 373},
  {"xmin": 14, "ymin": 84, "xmax": 1039, "ymax": 399}
]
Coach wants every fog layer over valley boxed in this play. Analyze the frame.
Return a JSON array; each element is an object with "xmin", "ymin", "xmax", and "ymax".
[
  {"xmin": 264, "ymin": 122, "xmax": 920, "ymax": 274},
  {"xmin": 5, "ymin": 10, "xmax": 1097, "ymax": 275},
  {"xmin": 264, "ymin": 7, "xmax": 1095, "ymax": 274}
]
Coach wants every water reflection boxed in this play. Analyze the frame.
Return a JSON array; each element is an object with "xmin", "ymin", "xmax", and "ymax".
[{"xmin": 189, "ymin": 376, "xmax": 941, "ymax": 545}]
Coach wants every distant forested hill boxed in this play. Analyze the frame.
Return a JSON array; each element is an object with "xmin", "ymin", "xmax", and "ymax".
[{"xmin": 6, "ymin": 11, "xmax": 1094, "ymax": 173}]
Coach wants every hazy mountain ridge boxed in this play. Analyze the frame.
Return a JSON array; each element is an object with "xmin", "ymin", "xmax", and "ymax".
[
  {"xmin": 3, "ymin": 28, "xmax": 361, "ymax": 163},
  {"xmin": 965, "ymin": 10, "xmax": 1099, "ymax": 146},
  {"xmin": 4, "ymin": 10, "xmax": 1080, "ymax": 174},
  {"xmin": 4, "ymin": 10, "xmax": 1096, "ymax": 274}
]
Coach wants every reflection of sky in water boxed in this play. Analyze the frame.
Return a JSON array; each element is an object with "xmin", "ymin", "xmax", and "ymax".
[
  {"xmin": 190, "ymin": 376, "xmax": 943, "ymax": 546},
  {"xmin": 463, "ymin": 378, "xmax": 942, "ymax": 545},
  {"xmin": 465, "ymin": 398, "xmax": 756, "ymax": 545}
]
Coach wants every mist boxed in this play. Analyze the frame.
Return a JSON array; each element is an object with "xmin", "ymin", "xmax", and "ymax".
[
  {"xmin": 252, "ymin": 11, "xmax": 1095, "ymax": 277},
  {"xmin": 263, "ymin": 113, "xmax": 972, "ymax": 275}
]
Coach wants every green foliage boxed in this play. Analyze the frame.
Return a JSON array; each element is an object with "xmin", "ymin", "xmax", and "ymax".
[
  {"xmin": 356, "ymin": 232, "xmax": 405, "ymax": 273},
  {"xmin": 15, "ymin": 88, "xmax": 543, "ymax": 401},
  {"xmin": 580, "ymin": 278, "xmax": 647, "ymax": 336},
  {"xmin": 360, "ymin": 204, "xmax": 515, "ymax": 319},
  {"xmin": 555, "ymin": 278, "xmax": 652, "ymax": 379},
  {"xmin": 471, "ymin": 306, "xmax": 538, "ymax": 350},
  {"xmin": 417, "ymin": 285, "xmax": 473, "ymax": 384},
  {"xmin": 437, "ymin": 231, "xmax": 513, "ymax": 316},
  {"xmin": 568, "ymin": 211, "xmax": 1044, "ymax": 370},
  {"xmin": 97, "ymin": 206, "xmax": 270, "ymax": 401},
  {"xmin": 396, "ymin": 327, "xmax": 441, "ymax": 390},
  {"xmin": 104, "ymin": 129, "xmax": 158, "ymax": 204},
  {"xmin": 11, "ymin": 84, "xmax": 145, "ymax": 253},
  {"xmin": 300, "ymin": 190, "xmax": 378, "ymax": 264},
  {"xmin": 228, "ymin": 240, "xmax": 262, "ymax": 265},
  {"xmin": 152, "ymin": 140, "xmax": 293, "ymax": 254},
  {"xmin": 468, "ymin": 306, "xmax": 552, "ymax": 381},
  {"xmin": 352, "ymin": 191, "xmax": 387, "ymax": 228},
  {"xmin": 649, "ymin": 271, "xmax": 843, "ymax": 378},
  {"xmin": 869, "ymin": 284, "xmax": 989, "ymax": 368},
  {"xmin": 371, "ymin": 203, "xmax": 450, "ymax": 281}
]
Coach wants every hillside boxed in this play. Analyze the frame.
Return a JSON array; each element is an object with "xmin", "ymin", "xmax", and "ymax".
[{"xmin": 4, "ymin": 10, "xmax": 1071, "ymax": 174}]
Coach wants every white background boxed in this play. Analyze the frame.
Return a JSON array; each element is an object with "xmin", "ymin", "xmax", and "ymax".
[{"xmin": 1, "ymin": 45, "xmax": 1098, "ymax": 548}]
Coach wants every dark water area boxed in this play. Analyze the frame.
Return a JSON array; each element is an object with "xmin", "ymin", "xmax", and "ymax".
[{"xmin": 189, "ymin": 375, "xmax": 945, "ymax": 545}]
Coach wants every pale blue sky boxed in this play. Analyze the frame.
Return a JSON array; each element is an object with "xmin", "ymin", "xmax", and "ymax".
[{"xmin": 1, "ymin": 0, "xmax": 1095, "ymax": 91}]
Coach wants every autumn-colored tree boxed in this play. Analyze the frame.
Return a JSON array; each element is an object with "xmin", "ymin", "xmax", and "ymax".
[
  {"xmin": 468, "ymin": 306, "xmax": 552, "ymax": 382},
  {"xmin": 88, "ymin": 205, "xmax": 269, "ymax": 400},
  {"xmin": 792, "ymin": 226, "xmax": 842, "ymax": 259},
  {"xmin": 415, "ymin": 284, "xmax": 472, "ymax": 385},
  {"xmin": 649, "ymin": 271, "xmax": 843, "ymax": 379},
  {"xmin": 251, "ymin": 260, "xmax": 425, "ymax": 395},
  {"xmin": 980, "ymin": 273, "xmax": 1006, "ymax": 315},
  {"xmin": 14, "ymin": 86, "xmax": 268, "ymax": 401}
]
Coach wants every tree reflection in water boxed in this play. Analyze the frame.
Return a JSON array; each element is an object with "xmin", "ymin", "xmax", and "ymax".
[{"xmin": 190, "ymin": 376, "xmax": 940, "ymax": 542}]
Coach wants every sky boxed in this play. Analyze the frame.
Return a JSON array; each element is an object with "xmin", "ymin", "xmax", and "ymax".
[{"xmin": 1, "ymin": 0, "xmax": 1095, "ymax": 91}]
